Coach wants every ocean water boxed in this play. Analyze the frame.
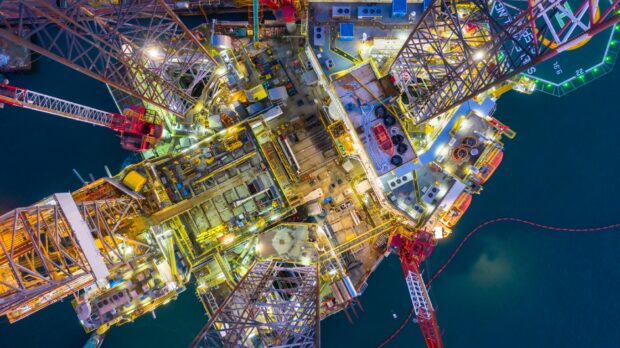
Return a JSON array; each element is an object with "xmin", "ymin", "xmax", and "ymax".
[{"xmin": 0, "ymin": 56, "xmax": 619, "ymax": 347}]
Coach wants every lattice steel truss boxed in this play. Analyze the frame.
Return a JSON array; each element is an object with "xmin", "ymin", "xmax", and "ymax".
[
  {"xmin": 0, "ymin": 83, "xmax": 118, "ymax": 127},
  {"xmin": 0, "ymin": 0, "xmax": 217, "ymax": 118},
  {"xmin": 191, "ymin": 260, "xmax": 320, "ymax": 348},
  {"xmin": 404, "ymin": 268, "xmax": 442, "ymax": 348},
  {"xmin": 0, "ymin": 193, "xmax": 147, "ymax": 322},
  {"xmin": 391, "ymin": 0, "xmax": 620, "ymax": 124}
]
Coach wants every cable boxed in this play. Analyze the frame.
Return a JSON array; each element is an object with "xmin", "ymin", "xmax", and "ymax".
[
  {"xmin": 377, "ymin": 306, "xmax": 416, "ymax": 348},
  {"xmin": 376, "ymin": 217, "xmax": 620, "ymax": 348},
  {"xmin": 427, "ymin": 217, "xmax": 620, "ymax": 286}
]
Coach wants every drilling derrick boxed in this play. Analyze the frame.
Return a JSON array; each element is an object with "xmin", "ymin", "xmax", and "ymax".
[
  {"xmin": 0, "ymin": 182, "xmax": 150, "ymax": 323},
  {"xmin": 191, "ymin": 260, "xmax": 320, "ymax": 348},
  {"xmin": 391, "ymin": 0, "xmax": 620, "ymax": 124},
  {"xmin": 0, "ymin": 0, "xmax": 217, "ymax": 117}
]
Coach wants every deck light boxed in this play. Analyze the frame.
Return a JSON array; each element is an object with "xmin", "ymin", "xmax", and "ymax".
[
  {"xmin": 145, "ymin": 46, "xmax": 164, "ymax": 60},
  {"xmin": 473, "ymin": 50, "xmax": 486, "ymax": 61},
  {"xmin": 215, "ymin": 66, "xmax": 227, "ymax": 76}
]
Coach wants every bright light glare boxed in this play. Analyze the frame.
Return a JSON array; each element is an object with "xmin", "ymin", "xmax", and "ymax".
[
  {"xmin": 145, "ymin": 46, "xmax": 164, "ymax": 60},
  {"xmin": 473, "ymin": 50, "xmax": 486, "ymax": 61},
  {"xmin": 434, "ymin": 226, "xmax": 444, "ymax": 239},
  {"xmin": 124, "ymin": 245, "xmax": 134, "ymax": 256},
  {"xmin": 396, "ymin": 31, "xmax": 410, "ymax": 41},
  {"xmin": 221, "ymin": 234, "xmax": 235, "ymax": 245},
  {"xmin": 215, "ymin": 66, "xmax": 227, "ymax": 76}
]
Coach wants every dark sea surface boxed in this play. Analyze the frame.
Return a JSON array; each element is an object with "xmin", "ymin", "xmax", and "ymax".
[{"xmin": 0, "ymin": 56, "xmax": 619, "ymax": 348}]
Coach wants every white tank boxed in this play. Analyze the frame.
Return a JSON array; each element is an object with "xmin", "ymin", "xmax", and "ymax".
[{"xmin": 212, "ymin": 34, "xmax": 232, "ymax": 49}]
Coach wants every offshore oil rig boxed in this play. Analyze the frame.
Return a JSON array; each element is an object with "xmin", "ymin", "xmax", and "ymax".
[{"xmin": 0, "ymin": 0, "xmax": 618, "ymax": 347}]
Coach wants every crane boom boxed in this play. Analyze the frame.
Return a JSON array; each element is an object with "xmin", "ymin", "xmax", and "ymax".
[
  {"xmin": 403, "ymin": 262, "xmax": 443, "ymax": 348},
  {"xmin": 396, "ymin": 232, "xmax": 443, "ymax": 348},
  {"xmin": 0, "ymin": 84, "xmax": 121, "ymax": 128},
  {"xmin": 405, "ymin": 269, "xmax": 432, "ymax": 321},
  {"xmin": 0, "ymin": 84, "xmax": 163, "ymax": 152}
]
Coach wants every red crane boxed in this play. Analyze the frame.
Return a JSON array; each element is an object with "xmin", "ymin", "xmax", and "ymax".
[
  {"xmin": 0, "ymin": 84, "xmax": 162, "ymax": 152},
  {"xmin": 392, "ymin": 231, "xmax": 443, "ymax": 348}
]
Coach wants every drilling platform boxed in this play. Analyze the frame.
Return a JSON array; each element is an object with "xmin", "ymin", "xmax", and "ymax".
[{"xmin": 0, "ymin": 0, "xmax": 618, "ymax": 347}]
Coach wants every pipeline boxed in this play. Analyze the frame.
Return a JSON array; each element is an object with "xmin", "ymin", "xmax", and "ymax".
[{"xmin": 377, "ymin": 217, "xmax": 620, "ymax": 348}]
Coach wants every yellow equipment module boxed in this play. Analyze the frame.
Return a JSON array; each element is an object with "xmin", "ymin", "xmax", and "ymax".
[{"xmin": 122, "ymin": 171, "xmax": 147, "ymax": 192}]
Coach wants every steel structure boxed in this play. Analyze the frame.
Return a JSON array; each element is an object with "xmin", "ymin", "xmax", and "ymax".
[
  {"xmin": 403, "ymin": 262, "xmax": 443, "ymax": 348},
  {"xmin": 0, "ymin": 0, "xmax": 616, "ymax": 344},
  {"xmin": 0, "ymin": 190, "xmax": 147, "ymax": 323},
  {"xmin": 0, "ymin": 83, "xmax": 163, "ymax": 151},
  {"xmin": 391, "ymin": 0, "xmax": 620, "ymax": 124},
  {"xmin": 191, "ymin": 260, "xmax": 320, "ymax": 348},
  {"xmin": 0, "ymin": 84, "xmax": 121, "ymax": 127},
  {"xmin": 0, "ymin": 0, "xmax": 218, "ymax": 118},
  {"xmin": 397, "ymin": 232, "xmax": 443, "ymax": 348}
]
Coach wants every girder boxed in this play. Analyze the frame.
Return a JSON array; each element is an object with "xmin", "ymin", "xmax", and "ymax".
[
  {"xmin": 0, "ymin": 83, "xmax": 119, "ymax": 127},
  {"xmin": 399, "ymin": 232, "xmax": 443, "ymax": 348},
  {"xmin": 0, "ymin": 0, "xmax": 217, "ymax": 118},
  {"xmin": 191, "ymin": 260, "xmax": 320, "ymax": 348},
  {"xmin": 391, "ymin": 0, "xmax": 620, "ymax": 124},
  {"xmin": 404, "ymin": 268, "xmax": 443, "ymax": 348},
  {"xmin": 0, "ymin": 191, "xmax": 147, "ymax": 323},
  {"xmin": 405, "ymin": 270, "xmax": 432, "ymax": 321}
]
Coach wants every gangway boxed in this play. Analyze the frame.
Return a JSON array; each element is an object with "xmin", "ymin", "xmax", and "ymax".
[{"xmin": 0, "ymin": 84, "xmax": 162, "ymax": 152}]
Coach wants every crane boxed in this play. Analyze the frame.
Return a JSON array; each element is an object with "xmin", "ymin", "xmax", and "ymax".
[
  {"xmin": 393, "ymin": 231, "xmax": 443, "ymax": 348},
  {"xmin": 0, "ymin": 84, "xmax": 162, "ymax": 152}
]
